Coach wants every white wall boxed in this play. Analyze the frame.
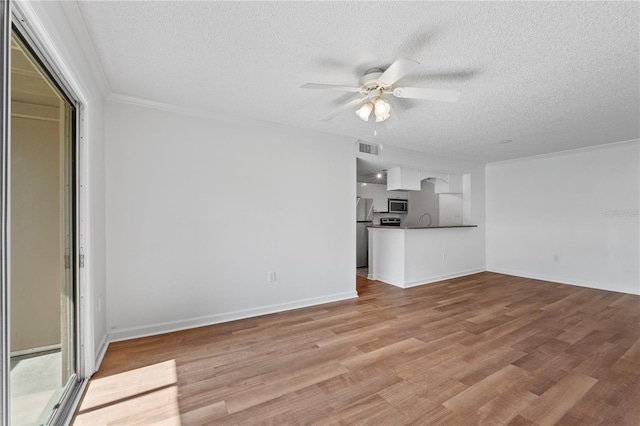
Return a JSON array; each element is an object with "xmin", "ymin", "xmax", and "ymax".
[
  {"xmin": 404, "ymin": 181, "xmax": 439, "ymax": 227},
  {"xmin": 105, "ymin": 100, "xmax": 356, "ymax": 340},
  {"xmin": 486, "ymin": 141, "xmax": 640, "ymax": 295},
  {"xmin": 439, "ymin": 194, "xmax": 463, "ymax": 226},
  {"xmin": 24, "ymin": 0, "xmax": 108, "ymax": 373}
]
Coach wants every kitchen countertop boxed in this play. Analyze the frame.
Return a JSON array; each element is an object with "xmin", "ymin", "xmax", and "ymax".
[{"xmin": 368, "ymin": 225, "xmax": 478, "ymax": 229}]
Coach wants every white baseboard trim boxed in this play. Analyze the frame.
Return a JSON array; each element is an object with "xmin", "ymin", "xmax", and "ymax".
[
  {"xmin": 10, "ymin": 344, "xmax": 61, "ymax": 358},
  {"xmin": 93, "ymin": 333, "xmax": 109, "ymax": 373},
  {"xmin": 108, "ymin": 291, "xmax": 359, "ymax": 342},
  {"xmin": 369, "ymin": 274, "xmax": 405, "ymax": 288},
  {"xmin": 402, "ymin": 268, "xmax": 486, "ymax": 289},
  {"xmin": 486, "ymin": 267, "xmax": 640, "ymax": 295},
  {"xmin": 369, "ymin": 268, "xmax": 486, "ymax": 289}
]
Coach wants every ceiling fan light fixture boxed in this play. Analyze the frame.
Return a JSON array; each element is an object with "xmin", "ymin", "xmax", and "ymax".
[
  {"xmin": 375, "ymin": 113, "xmax": 391, "ymax": 123},
  {"xmin": 373, "ymin": 97, "xmax": 391, "ymax": 122},
  {"xmin": 355, "ymin": 102, "xmax": 373, "ymax": 121}
]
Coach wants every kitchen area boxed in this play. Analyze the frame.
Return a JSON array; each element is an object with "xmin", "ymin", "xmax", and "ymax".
[{"xmin": 356, "ymin": 158, "xmax": 480, "ymax": 288}]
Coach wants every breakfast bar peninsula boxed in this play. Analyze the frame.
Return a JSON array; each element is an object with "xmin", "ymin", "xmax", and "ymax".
[{"xmin": 367, "ymin": 225, "xmax": 483, "ymax": 288}]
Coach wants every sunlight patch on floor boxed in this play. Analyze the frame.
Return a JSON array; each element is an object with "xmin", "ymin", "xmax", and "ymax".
[{"xmin": 73, "ymin": 359, "xmax": 181, "ymax": 425}]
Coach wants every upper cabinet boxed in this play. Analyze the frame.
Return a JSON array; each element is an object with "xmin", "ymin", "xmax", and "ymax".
[
  {"xmin": 387, "ymin": 167, "xmax": 421, "ymax": 191},
  {"xmin": 386, "ymin": 166, "xmax": 463, "ymax": 194},
  {"xmin": 433, "ymin": 174, "xmax": 463, "ymax": 194}
]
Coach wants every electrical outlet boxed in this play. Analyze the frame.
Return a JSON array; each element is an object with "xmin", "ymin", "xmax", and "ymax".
[
  {"xmin": 442, "ymin": 251, "xmax": 447, "ymax": 261},
  {"xmin": 268, "ymin": 271, "xmax": 276, "ymax": 282}
]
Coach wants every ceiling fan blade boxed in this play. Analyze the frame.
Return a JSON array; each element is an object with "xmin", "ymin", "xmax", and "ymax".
[
  {"xmin": 301, "ymin": 83, "xmax": 361, "ymax": 93},
  {"xmin": 319, "ymin": 96, "xmax": 368, "ymax": 122},
  {"xmin": 392, "ymin": 87, "xmax": 461, "ymax": 103},
  {"xmin": 377, "ymin": 58, "xmax": 420, "ymax": 86},
  {"xmin": 384, "ymin": 109, "xmax": 399, "ymax": 130}
]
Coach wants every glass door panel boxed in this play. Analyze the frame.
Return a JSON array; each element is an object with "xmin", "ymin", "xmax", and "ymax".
[{"xmin": 9, "ymin": 29, "xmax": 77, "ymax": 425}]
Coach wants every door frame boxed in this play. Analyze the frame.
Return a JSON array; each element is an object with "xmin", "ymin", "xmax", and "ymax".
[
  {"xmin": 0, "ymin": 0, "xmax": 10, "ymax": 422},
  {"xmin": 1, "ymin": 1, "xmax": 93, "ymax": 423}
]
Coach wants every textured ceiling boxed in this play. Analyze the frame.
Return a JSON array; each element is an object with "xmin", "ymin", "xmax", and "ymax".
[{"xmin": 76, "ymin": 1, "xmax": 639, "ymax": 163}]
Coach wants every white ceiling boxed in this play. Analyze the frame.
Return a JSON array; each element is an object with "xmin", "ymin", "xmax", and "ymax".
[{"xmin": 76, "ymin": 1, "xmax": 639, "ymax": 163}]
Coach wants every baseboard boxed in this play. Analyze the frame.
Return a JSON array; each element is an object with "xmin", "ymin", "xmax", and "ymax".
[
  {"xmin": 109, "ymin": 291, "xmax": 359, "ymax": 342},
  {"xmin": 486, "ymin": 267, "xmax": 640, "ymax": 295},
  {"xmin": 402, "ymin": 268, "xmax": 486, "ymax": 288},
  {"xmin": 369, "ymin": 274, "xmax": 405, "ymax": 288},
  {"xmin": 369, "ymin": 268, "xmax": 486, "ymax": 289},
  {"xmin": 10, "ymin": 344, "xmax": 61, "ymax": 358},
  {"xmin": 93, "ymin": 333, "xmax": 109, "ymax": 373}
]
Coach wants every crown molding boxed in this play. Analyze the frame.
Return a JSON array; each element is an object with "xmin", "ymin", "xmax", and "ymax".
[
  {"xmin": 106, "ymin": 93, "xmax": 357, "ymax": 148},
  {"xmin": 486, "ymin": 138, "xmax": 640, "ymax": 168},
  {"xmin": 58, "ymin": 1, "xmax": 110, "ymax": 97}
]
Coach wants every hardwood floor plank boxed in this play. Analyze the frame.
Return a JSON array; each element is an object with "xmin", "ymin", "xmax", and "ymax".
[
  {"xmin": 442, "ymin": 364, "xmax": 530, "ymax": 414},
  {"xmin": 72, "ymin": 273, "xmax": 640, "ymax": 425},
  {"xmin": 522, "ymin": 354, "xmax": 582, "ymax": 396},
  {"xmin": 74, "ymin": 385, "xmax": 181, "ymax": 425},
  {"xmin": 75, "ymin": 359, "xmax": 178, "ymax": 413},
  {"xmin": 314, "ymin": 323, "xmax": 389, "ymax": 348},
  {"xmin": 455, "ymin": 346, "xmax": 527, "ymax": 387},
  {"xmin": 519, "ymin": 371, "xmax": 598, "ymax": 425},
  {"xmin": 224, "ymin": 361, "xmax": 349, "ymax": 414},
  {"xmin": 178, "ymin": 400, "xmax": 228, "ymax": 424},
  {"xmin": 477, "ymin": 389, "xmax": 539, "ymax": 426},
  {"xmin": 621, "ymin": 338, "xmax": 640, "ymax": 362},
  {"xmin": 318, "ymin": 368, "xmax": 404, "ymax": 409},
  {"xmin": 219, "ymin": 385, "xmax": 335, "ymax": 426},
  {"xmin": 333, "ymin": 394, "xmax": 403, "ymax": 426}
]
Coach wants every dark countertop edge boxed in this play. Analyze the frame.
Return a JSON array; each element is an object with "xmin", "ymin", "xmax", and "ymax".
[{"xmin": 368, "ymin": 225, "xmax": 478, "ymax": 229}]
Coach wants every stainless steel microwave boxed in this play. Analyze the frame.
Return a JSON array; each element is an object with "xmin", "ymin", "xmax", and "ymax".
[{"xmin": 388, "ymin": 198, "xmax": 408, "ymax": 213}]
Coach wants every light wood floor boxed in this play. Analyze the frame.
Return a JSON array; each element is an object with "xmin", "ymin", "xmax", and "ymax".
[{"xmin": 73, "ymin": 272, "xmax": 640, "ymax": 425}]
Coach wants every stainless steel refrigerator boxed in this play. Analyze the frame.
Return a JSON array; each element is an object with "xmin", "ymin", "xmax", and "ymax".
[{"xmin": 356, "ymin": 197, "xmax": 374, "ymax": 268}]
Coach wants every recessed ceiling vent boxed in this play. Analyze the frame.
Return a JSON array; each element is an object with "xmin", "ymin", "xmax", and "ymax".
[{"xmin": 359, "ymin": 142, "xmax": 379, "ymax": 155}]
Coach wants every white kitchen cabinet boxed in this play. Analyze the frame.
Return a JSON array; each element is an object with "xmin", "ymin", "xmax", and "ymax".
[
  {"xmin": 434, "ymin": 174, "xmax": 463, "ymax": 194},
  {"xmin": 388, "ymin": 191, "xmax": 407, "ymax": 199},
  {"xmin": 387, "ymin": 167, "xmax": 421, "ymax": 191}
]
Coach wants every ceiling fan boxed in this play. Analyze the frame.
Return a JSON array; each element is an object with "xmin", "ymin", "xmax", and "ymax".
[{"xmin": 301, "ymin": 58, "xmax": 460, "ymax": 129}]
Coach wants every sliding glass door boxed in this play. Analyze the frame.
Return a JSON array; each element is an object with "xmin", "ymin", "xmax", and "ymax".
[
  {"xmin": 1, "ymin": 16, "xmax": 83, "ymax": 425},
  {"xmin": 1, "ymin": 1, "xmax": 11, "ymax": 424}
]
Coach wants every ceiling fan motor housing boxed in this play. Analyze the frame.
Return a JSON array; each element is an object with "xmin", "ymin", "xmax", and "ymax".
[{"xmin": 359, "ymin": 69, "xmax": 390, "ymax": 92}]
